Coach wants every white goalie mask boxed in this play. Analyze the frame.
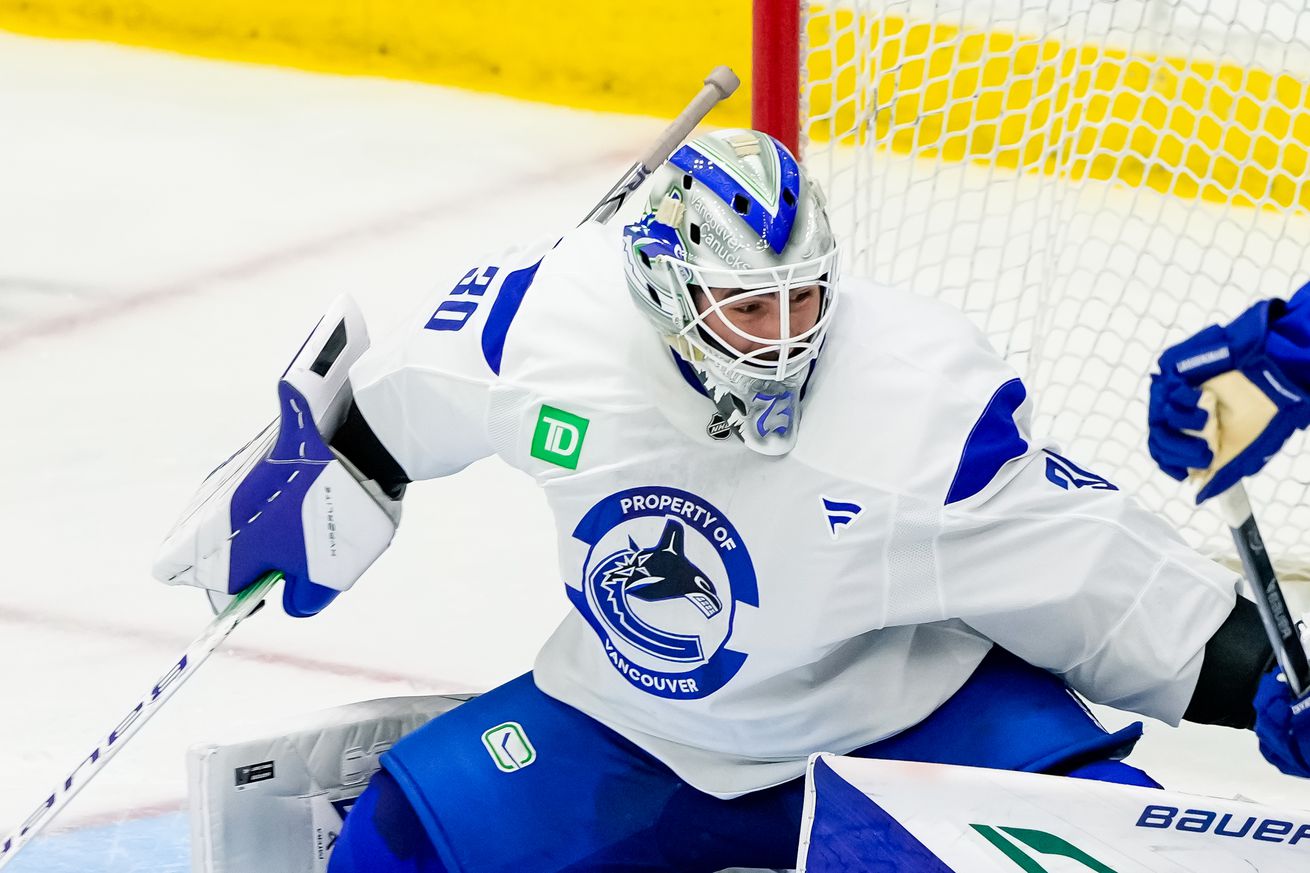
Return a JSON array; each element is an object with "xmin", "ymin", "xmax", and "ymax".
[{"xmin": 623, "ymin": 129, "xmax": 839, "ymax": 455}]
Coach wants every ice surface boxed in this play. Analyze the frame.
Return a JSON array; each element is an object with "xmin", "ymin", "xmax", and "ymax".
[
  {"xmin": 4, "ymin": 813, "xmax": 189, "ymax": 873},
  {"xmin": 0, "ymin": 30, "xmax": 1304, "ymax": 872}
]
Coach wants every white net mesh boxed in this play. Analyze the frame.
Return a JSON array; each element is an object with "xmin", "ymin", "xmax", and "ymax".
[{"xmin": 802, "ymin": 0, "xmax": 1310, "ymax": 576}]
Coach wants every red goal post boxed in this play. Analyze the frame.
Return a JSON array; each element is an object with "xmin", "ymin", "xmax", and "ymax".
[
  {"xmin": 752, "ymin": 0, "xmax": 802, "ymax": 157},
  {"xmin": 750, "ymin": 1, "xmax": 1310, "ymax": 585}
]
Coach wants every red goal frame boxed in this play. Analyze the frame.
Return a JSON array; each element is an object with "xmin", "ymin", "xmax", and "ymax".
[{"xmin": 752, "ymin": 0, "xmax": 802, "ymax": 156}]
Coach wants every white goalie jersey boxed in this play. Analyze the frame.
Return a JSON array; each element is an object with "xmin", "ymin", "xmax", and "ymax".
[{"xmin": 347, "ymin": 221, "xmax": 1240, "ymax": 799}]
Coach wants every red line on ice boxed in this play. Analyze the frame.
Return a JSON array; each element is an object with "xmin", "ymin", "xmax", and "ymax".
[
  {"xmin": 50, "ymin": 798, "xmax": 188, "ymax": 833},
  {"xmin": 0, "ymin": 147, "xmax": 634, "ymax": 355},
  {"xmin": 0, "ymin": 602, "xmax": 474, "ymax": 691}
]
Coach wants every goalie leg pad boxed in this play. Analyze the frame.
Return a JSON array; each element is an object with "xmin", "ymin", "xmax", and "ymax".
[{"xmin": 188, "ymin": 694, "xmax": 471, "ymax": 873}]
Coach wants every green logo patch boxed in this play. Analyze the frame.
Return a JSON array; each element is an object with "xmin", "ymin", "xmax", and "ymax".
[
  {"xmin": 531, "ymin": 405, "xmax": 589, "ymax": 469},
  {"xmin": 481, "ymin": 722, "xmax": 536, "ymax": 772}
]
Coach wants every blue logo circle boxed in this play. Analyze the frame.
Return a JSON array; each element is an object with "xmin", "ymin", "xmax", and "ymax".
[{"xmin": 568, "ymin": 487, "xmax": 757, "ymax": 700}]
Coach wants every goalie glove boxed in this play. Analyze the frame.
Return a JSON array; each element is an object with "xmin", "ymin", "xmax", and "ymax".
[
  {"xmin": 1254, "ymin": 661, "xmax": 1310, "ymax": 779},
  {"xmin": 153, "ymin": 296, "xmax": 399, "ymax": 617},
  {"xmin": 1148, "ymin": 297, "xmax": 1310, "ymax": 502}
]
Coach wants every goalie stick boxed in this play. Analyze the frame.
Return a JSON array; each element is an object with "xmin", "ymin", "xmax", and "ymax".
[
  {"xmin": 1191, "ymin": 386, "xmax": 1310, "ymax": 698},
  {"xmin": 583, "ymin": 66, "xmax": 739, "ymax": 225},
  {"xmin": 1216, "ymin": 484, "xmax": 1310, "ymax": 698},
  {"xmin": 0, "ymin": 571, "xmax": 281, "ymax": 869},
  {"xmin": 0, "ymin": 65, "xmax": 741, "ymax": 869}
]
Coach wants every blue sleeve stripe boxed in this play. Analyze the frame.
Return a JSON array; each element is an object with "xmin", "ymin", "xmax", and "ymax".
[
  {"xmin": 945, "ymin": 377, "xmax": 1029, "ymax": 506},
  {"xmin": 480, "ymin": 257, "xmax": 543, "ymax": 375}
]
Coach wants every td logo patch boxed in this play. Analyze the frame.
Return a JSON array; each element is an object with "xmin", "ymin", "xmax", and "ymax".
[
  {"xmin": 531, "ymin": 405, "xmax": 589, "ymax": 470},
  {"xmin": 568, "ymin": 487, "xmax": 757, "ymax": 700}
]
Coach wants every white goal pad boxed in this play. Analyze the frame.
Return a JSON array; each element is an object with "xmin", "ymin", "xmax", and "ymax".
[
  {"xmin": 187, "ymin": 694, "xmax": 471, "ymax": 873},
  {"xmin": 799, "ymin": 754, "xmax": 1310, "ymax": 872}
]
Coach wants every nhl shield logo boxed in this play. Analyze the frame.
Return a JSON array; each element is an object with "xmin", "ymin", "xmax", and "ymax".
[
  {"xmin": 706, "ymin": 413, "xmax": 732, "ymax": 441},
  {"xmin": 569, "ymin": 487, "xmax": 757, "ymax": 700}
]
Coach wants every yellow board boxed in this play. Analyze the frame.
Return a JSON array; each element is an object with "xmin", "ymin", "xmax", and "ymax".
[
  {"xmin": 2, "ymin": 1, "xmax": 1306, "ymax": 211},
  {"xmin": 0, "ymin": 0, "xmax": 754, "ymax": 125}
]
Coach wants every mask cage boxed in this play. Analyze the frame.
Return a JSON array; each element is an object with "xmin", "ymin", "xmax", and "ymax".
[{"xmin": 656, "ymin": 248, "xmax": 840, "ymax": 385}]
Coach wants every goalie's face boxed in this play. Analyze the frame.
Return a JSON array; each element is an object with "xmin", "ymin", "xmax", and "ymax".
[
  {"xmin": 691, "ymin": 283, "xmax": 824, "ymax": 362},
  {"xmin": 668, "ymin": 252, "xmax": 837, "ymax": 385}
]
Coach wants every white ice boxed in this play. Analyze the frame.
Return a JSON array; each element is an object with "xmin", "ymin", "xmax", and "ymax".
[{"xmin": 0, "ymin": 30, "xmax": 1304, "ymax": 867}]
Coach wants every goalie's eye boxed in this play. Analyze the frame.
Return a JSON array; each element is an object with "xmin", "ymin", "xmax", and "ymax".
[{"xmin": 726, "ymin": 300, "xmax": 764, "ymax": 317}]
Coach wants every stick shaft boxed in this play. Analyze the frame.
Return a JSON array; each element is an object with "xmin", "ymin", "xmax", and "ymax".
[
  {"xmin": 1217, "ymin": 485, "xmax": 1309, "ymax": 697},
  {"xmin": 0, "ymin": 572, "xmax": 281, "ymax": 869},
  {"xmin": 583, "ymin": 66, "xmax": 740, "ymax": 226}
]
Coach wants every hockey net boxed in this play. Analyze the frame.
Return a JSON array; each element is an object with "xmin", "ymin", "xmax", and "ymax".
[{"xmin": 756, "ymin": 0, "xmax": 1310, "ymax": 582}]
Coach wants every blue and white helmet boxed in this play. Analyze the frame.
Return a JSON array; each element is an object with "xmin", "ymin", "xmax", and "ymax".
[{"xmin": 623, "ymin": 129, "xmax": 839, "ymax": 455}]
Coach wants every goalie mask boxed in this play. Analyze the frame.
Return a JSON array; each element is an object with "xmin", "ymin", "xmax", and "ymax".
[{"xmin": 622, "ymin": 129, "xmax": 839, "ymax": 455}]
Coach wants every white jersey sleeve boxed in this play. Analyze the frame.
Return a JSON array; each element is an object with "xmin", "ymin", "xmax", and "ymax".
[
  {"xmin": 934, "ymin": 378, "xmax": 1240, "ymax": 725},
  {"xmin": 347, "ymin": 237, "xmax": 558, "ymax": 480},
  {"xmin": 830, "ymin": 284, "xmax": 1241, "ymax": 727}
]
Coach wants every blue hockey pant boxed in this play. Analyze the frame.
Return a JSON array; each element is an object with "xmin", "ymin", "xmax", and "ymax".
[{"xmin": 329, "ymin": 648, "xmax": 1158, "ymax": 872}]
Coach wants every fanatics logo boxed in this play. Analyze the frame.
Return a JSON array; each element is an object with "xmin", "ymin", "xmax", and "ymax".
[
  {"xmin": 822, "ymin": 497, "xmax": 863, "ymax": 539},
  {"xmin": 481, "ymin": 722, "xmax": 537, "ymax": 772},
  {"xmin": 531, "ymin": 405, "xmax": 589, "ymax": 470}
]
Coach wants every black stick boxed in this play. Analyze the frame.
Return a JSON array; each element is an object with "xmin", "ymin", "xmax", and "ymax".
[{"xmin": 1218, "ymin": 484, "xmax": 1310, "ymax": 697}]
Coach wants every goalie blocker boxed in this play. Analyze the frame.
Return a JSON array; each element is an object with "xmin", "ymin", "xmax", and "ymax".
[
  {"xmin": 188, "ymin": 695, "xmax": 471, "ymax": 873},
  {"xmin": 153, "ymin": 294, "xmax": 401, "ymax": 618}
]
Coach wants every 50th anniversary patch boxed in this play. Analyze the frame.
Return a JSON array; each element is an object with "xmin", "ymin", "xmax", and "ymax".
[{"xmin": 568, "ymin": 486, "xmax": 757, "ymax": 700}]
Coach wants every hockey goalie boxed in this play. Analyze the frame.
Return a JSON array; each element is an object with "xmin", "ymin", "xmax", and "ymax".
[{"xmin": 153, "ymin": 129, "xmax": 1309, "ymax": 872}]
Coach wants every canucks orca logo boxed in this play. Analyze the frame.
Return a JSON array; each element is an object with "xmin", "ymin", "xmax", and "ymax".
[
  {"xmin": 592, "ymin": 520, "xmax": 723, "ymax": 662},
  {"xmin": 570, "ymin": 487, "xmax": 757, "ymax": 700}
]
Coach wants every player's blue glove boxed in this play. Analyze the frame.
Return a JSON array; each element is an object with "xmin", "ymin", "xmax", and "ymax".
[
  {"xmin": 1253, "ymin": 667, "xmax": 1310, "ymax": 778},
  {"xmin": 1148, "ymin": 297, "xmax": 1310, "ymax": 502},
  {"xmin": 153, "ymin": 296, "xmax": 400, "ymax": 617}
]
